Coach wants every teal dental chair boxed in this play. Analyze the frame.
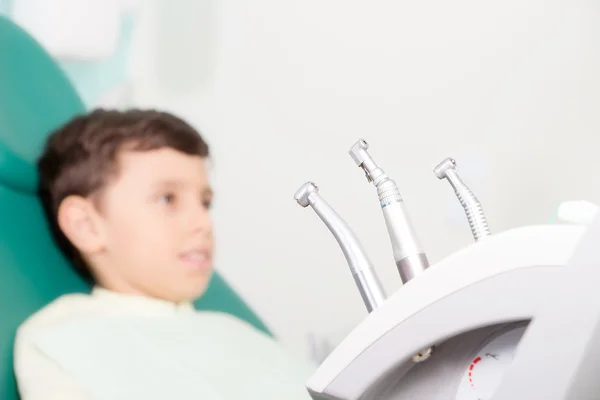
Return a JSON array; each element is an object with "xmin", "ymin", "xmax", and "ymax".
[{"xmin": 0, "ymin": 16, "xmax": 271, "ymax": 400}]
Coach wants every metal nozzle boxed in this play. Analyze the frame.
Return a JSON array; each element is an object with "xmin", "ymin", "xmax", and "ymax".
[
  {"xmin": 348, "ymin": 138, "xmax": 370, "ymax": 166},
  {"xmin": 349, "ymin": 139, "xmax": 430, "ymax": 283},
  {"xmin": 434, "ymin": 157, "xmax": 490, "ymax": 241},
  {"xmin": 349, "ymin": 139, "xmax": 386, "ymax": 184},
  {"xmin": 294, "ymin": 181, "xmax": 319, "ymax": 207},
  {"xmin": 294, "ymin": 182, "xmax": 386, "ymax": 312}
]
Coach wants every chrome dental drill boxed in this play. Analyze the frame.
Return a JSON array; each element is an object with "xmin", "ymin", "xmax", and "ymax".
[
  {"xmin": 294, "ymin": 182, "xmax": 386, "ymax": 312},
  {"xmin": 349, "ymin": 139, "xmax": 430, "ymax": 284},
  {"xmin": 434, "ymin": 157, "xmax": 490, "ymax": 241}
]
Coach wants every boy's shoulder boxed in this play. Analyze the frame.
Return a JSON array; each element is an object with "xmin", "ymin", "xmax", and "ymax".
[{"xmin": 16, "ymin": 292, "xmax": 101, "ymax": 342}]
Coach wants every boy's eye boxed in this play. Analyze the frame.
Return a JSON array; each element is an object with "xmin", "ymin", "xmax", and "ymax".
[
  {"xmin": 159, "ymin": 193, "xmax": 176, "ymax": 205},
  {"xmin": 203, "ymin": 199, "xmax": 212, "ymax": 209}
]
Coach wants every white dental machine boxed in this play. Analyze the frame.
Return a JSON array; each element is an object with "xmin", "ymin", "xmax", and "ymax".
[{"xmin": 294, "ymin": 139, "xmax": 600, "ymax": 400}]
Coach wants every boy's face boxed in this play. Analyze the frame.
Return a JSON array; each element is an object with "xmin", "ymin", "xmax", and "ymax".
[{"xmin": 64, "ymin": 147, "xmax": 215, "ymax": 303}]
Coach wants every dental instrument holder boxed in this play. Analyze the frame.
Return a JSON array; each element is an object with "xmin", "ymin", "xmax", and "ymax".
[
  {"xmin": 294, "ymin": 182, "xmax": 386, "ymax": 312},
  {"xmin": 434, "ymin": 157, "xmax": 490, "ymax": 241},
  {"xmin": 349, "ymin": 139, "xmax": 429, "ymax": 284}
]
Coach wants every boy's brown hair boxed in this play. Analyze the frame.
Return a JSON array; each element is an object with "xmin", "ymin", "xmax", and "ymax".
[{"xmin": 37, "ymin": 108, "xmax": 210, "ymax": 281}]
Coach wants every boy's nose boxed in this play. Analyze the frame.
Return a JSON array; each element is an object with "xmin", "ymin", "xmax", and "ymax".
[{"xmin": 188, "ymin": 206, "xmax": 213, "ymax": 234}]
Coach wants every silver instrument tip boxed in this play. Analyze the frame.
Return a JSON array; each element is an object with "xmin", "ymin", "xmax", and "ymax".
[
  {"xmin": 294, "ymin": 182, "xmax": 319, "ymax": 207},
  {"xmin": 433, "ymin": 157, "xmax": 457, "ymax": 179},
  {"xmin": 349, "ymin": 139, "xmax": 370, "ymax": 167}
]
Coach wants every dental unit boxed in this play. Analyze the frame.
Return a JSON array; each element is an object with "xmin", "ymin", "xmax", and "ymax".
[{"xmin": 294, "ymin": 139, "xmax": 600, "ymax": 400}]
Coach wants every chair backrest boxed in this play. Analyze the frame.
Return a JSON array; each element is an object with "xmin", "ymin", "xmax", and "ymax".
[{"xmin": 0, "ymin": 16, "xmax": 271, "ymax": 400}]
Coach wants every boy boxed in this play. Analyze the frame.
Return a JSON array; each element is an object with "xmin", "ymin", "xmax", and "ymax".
[{"xmin": 14, "ymin": 109, "xmax": 315, "ymax": 399}]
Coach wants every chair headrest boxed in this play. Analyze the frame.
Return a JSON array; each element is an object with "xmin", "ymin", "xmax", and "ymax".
[{"xmin": 0, "ymin": 17, "xmax": 85, "ymax": 194}]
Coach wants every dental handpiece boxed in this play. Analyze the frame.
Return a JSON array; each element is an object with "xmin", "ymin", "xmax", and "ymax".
[
  {"xmin": 434, "ymin": 157, "xmax": 490, "ymax": 241},
  {"xmin": 349, "ymin": 139, "xmax": 430, "ymax": 284},
  {"xmin": 294, "ymin": 182, "xmax": 386, "ymax": 313}
]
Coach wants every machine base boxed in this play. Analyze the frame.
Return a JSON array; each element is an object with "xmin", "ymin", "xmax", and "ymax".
[{"xmin": 309, "ymin": 321, "xmax": 529, "ymax": 400}]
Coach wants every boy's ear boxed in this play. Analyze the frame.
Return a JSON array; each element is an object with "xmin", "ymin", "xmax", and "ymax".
[{"xmin": 57, "ymin": 195, "xmax": 106, "ymax": 254}]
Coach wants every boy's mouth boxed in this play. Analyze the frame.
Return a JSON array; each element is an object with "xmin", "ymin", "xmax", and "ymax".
[{"xmin": 180, "ymin": 249, "xmax": 212, "ymax": 271}]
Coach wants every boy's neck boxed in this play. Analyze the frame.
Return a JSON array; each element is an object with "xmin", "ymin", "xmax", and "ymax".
[{"xmin": 91, "ymin": 286, "xmax": 195, "ymax": 315}]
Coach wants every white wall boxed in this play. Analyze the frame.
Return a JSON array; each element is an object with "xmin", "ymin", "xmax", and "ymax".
[
  {"xmin": 0, "ymin": 0, "xmax": 9, "ymax": 14},
  {"xmin": 129, "ymin": 0, "xmax": 600, "ymax": 360}
]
